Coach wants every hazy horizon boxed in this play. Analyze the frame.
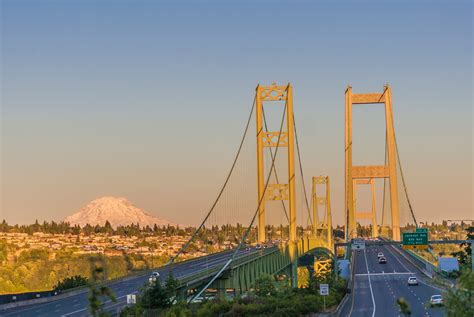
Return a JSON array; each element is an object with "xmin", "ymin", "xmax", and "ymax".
[{"xmin": 1, "ymin": 1, "xmax": 472, "ymax": 227}]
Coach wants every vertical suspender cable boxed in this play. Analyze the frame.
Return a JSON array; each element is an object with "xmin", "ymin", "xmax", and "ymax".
[
  {"xmin": 168, "ymin": 96, "xmax": 256, "ymax": 264},
  {"xmin": 393, "ymin": 133, "xmax": 418, "ymax": 226},
  {"xmin": 381, "ymin": 131, "xmax": 388, "ymax": 229}
]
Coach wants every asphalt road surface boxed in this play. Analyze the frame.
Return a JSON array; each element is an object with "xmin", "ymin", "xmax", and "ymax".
[
  {"xmin": 2, "ymin": 244, "xmax": 448, "ymax": 317},
  {"xmin": 340, "ymin": 244, "xmax": 446, "ymax": 317},
  {"xmin": 0, "ymin": 247, "xmax": 261, "ymax": 317}
]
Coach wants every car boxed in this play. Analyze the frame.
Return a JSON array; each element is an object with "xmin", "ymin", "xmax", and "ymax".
[
  {"xmin": 377, "ymin": 252, "xmax": 384, "ymax": 258},
  {"xmin": 245, "ymin": 246, "xmax": 251, "ymax": 251},
  {"xmin": 407, "ymin": 276, "xmax": 418, "ymax": 286},
  {"xmin": 256, "ymin": 244, "xmax": 262, "ymax": 249},
  {"xmin": 148, "ymin": 271, "xmax": 160, "ymax": 284},
  {"xmin": 378, "ymin": 257, "xmax": 387, "ymax": 264},
  {"xmin": 430, "ymin": 294, "xmax": 443, "ymax": 306}
]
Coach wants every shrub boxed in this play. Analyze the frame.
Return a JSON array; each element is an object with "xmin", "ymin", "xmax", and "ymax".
[
  {"xmin": 140, "ymin": 282, "xmax": 172, "ymax": 310},
  {"xmin": 252, "ymin": 274, "xmax": 276, "ymax": 297},
  {"xmin": 196, "ymin": 299, "xmax": 231, "ymax": 317},
  {"xmin": 444, "ymin": 269, "xmax": 474, "ymax": 317},
  {"xmin": 54, "ymin": 275, "xmax": 88, "ymax": 291}
]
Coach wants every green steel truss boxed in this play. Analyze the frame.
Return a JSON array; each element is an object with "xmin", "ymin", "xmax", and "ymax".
[{"xmin": 176, "ymin": 237, "xmax": 332, "ymax": 298}]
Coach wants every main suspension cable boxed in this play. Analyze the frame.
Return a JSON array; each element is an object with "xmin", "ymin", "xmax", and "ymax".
[
  {"xmin": 168, "ymin": 96, "xmax": 256, "ymax": 264},
  {"xmin": 393, "ymin": 130, "xmax": 418, "ymax": 226},
  {"xmin": 293, "ymin": 113, "xmax": 313, "ymax": 228}
]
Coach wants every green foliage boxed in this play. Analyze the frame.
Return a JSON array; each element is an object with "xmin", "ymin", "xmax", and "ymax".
[
  {"xmin": 451, "ymin": 226, "xmax": 473, "ymax": 269},
  {"xmin": 162, "ymin": 302, "xmax": 192, "ymax": 317},
  {"xmin": 17, "ymin": 249, "xmax": 49, "ymax": 263},
  {"xmin": 54, "ymin": 275, "xmax": 88, "ymax": 291},
  {"xmin": 120, "ymin": 270, "xmax": 348, "ymax": 317},
  {"xmin": 252, "ymin": 274, "xmax": 276, "ymax": 297},
  {"xmin": 165, "ymin": 272, "xmax": 179, "ymax": 299},
  {"xmin": 297, "ymin": 267, "xmax": 309, "ymax": 288},
  {"xmin": 0, "ymin": 241, "xmax": 8, "ymax": 262},
  {"xmin": 119, "ymin": 304, "xmax": 144, "ymax": 317},
  {"xmin": 140, "ymin": 281, "xmax": 171, "ymax": 310},
  {"xmin": 123, "ymin": 252, "xmax": 134, "ymax": 273},
  {"xmin": 0, "ymin": 246, "xmax": 167, "ymax": 294},
  {"xmin": 196, "ymin": 299, "xmax": 231, "ymax": 317},
  {"xmin": 88, "ymin": 256, "xmax": 116, "ymax": 317},
  {"xmin": 444, "ymin": 269, "xmax": 474, "ymax": 317},
  {"xmin": 396, "ymin": 297, "xmax": 411, "ymax": 316}
]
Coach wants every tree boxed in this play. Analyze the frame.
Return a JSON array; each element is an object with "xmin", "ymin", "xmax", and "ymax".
[
  {"xmin": 444, "ymin": 269, "xmax": 474, "ymax": 317},
  {"xmin": 88, "ymin": 256, "xmax": 116, "ymax": 317},
  {"xmin": 252, "ymin": 274, "xmax": 276, "ymax": 297},
  {"xmin": 140, "ymin": 280, "xmax": 172, "ymax": 310},
  {"xmin": 104, "ymin": 221, "xmax": 113, "ymax": 235},
  {"xmin": 123, "ymin": 252, "xmax": 134, "ymax": 273},
  {"xmin": 54, "ymin": 275, "xmax": 88, "ymax": 292},
  {"xmin": 165, "ymin": 272, "xmax": 179, "ymax": 300},
  {"xmin": 451, "ymin": 226, "xmax": 473, "ymax": 269}
]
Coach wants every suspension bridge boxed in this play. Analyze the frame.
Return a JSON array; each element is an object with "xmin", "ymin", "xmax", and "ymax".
[{"xmin": 1, "ymin": 83, "xmax": 465, "ymax": 317}]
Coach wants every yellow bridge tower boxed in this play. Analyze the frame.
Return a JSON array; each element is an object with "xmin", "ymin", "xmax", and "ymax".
[
  {"xmin": 311, "ymin": 176, "xmax": 333, "ymax": 248},
  {"xmin": 345, "ymin": 85, "xmax": 400, "ymax": 241},
  {"xmin": 256, "ymin": 83, "xmax": 298, "ymax": 287}
]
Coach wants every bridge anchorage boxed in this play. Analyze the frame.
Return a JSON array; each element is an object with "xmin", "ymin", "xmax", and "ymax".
[{"xmin": 345, "ymin": 85, "xmax": 401, "ymax": 241}]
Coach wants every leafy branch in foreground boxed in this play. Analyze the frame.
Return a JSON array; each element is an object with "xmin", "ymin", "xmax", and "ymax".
[
  {"xmin": 88, "ymin": 256, "xmax": 116, "ymax": 317},
  {"xmin": 444, "ymin": 269, "xmax": 474, "ymax": 317}
]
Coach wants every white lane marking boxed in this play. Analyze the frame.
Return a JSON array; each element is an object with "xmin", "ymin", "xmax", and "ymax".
[
  {"xmin": 363, "ymin": 249, "xmax": 376, "ymax": 317},
  {"xmin": 3, "ymin": 299, "xmax": 65, "ymax": 316},
  {"xmin": 387, "ymin": 245, "xmax": 444, "ymax": 291},
  {"xmin": 386, "ymin": 245, "xmax": 413, "ymax": 272},
  {"xmin": 61, "ymin": 291, "xmax": 137, "ymax": 317},
  {"xmin": 355, "ymin": 272, "xmax": 415, "ymax": 276}
]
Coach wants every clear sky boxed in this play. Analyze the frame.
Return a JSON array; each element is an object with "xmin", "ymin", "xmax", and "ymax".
[{"xmin": 1, "ymin": 0, "xmax": 472, "ymax": 226}]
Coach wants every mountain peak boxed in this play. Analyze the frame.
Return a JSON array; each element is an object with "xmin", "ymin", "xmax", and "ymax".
[{"xmin": 65, "ymin": 196, "xmax": 176, "ymax": 228}]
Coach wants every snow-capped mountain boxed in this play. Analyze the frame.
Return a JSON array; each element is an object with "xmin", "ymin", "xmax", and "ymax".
[{"xmin": 64, "ymin": 196, "xmax": 176, "ymax": 228}]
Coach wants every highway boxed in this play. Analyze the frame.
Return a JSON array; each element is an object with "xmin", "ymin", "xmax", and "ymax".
[
  {"xmin": 0, "ymin": 247, "xmax": 261, "ymax": 317},
  {"xmin": 341, "ymin": 244, "xmax": 446, "ymax": 317},
  {"xmin": 1, "ymin": 243, "xmax": 449, "ymax": 317}
]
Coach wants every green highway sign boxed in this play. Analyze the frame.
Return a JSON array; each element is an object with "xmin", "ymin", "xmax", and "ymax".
[
  {"xmin": 403, "ymin": 232, "xmax": 428, "ymax": 246},
  {"xmin": 416, "ymin": 228, "xmax": 428, "ymax": 234}
]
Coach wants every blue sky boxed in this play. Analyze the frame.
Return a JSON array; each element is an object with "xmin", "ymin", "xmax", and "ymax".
[{"xmin": 1, "ymin": 0, "xmax": 472, "ymax": 226}]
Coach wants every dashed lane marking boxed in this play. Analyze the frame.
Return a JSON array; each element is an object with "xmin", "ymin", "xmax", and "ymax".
[{"xmin": 355, "ymin": 272, "xmax": 415, "ymax": 276}]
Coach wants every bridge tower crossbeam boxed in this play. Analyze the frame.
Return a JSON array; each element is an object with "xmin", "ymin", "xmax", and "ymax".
[{"xmin": 353, "ymin": 178, "xmax": 379, "ymax": 238}]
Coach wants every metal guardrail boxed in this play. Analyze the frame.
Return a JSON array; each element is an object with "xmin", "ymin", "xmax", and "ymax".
[{"xmin": 0, "ymin": 290, "xmax": 57, "ymax": 305}]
